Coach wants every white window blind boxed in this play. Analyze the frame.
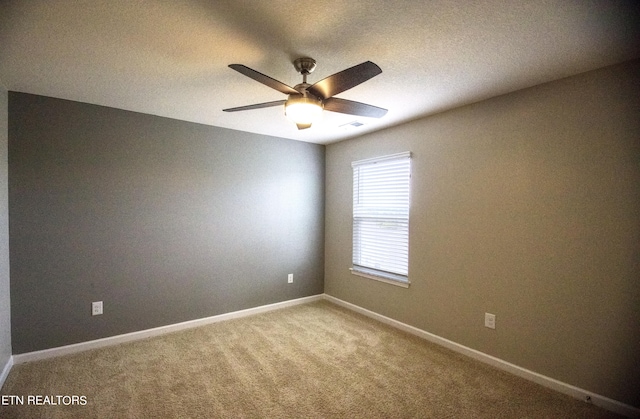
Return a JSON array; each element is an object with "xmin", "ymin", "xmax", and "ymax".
[{"xmin": 352, "ymin": 152, "xmax": 411, "ymax": 284}]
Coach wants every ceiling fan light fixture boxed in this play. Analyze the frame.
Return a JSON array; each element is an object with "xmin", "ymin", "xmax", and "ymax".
[{"xmin": 285, "ymin": 95, "xmax": 323, "ymax": 125}]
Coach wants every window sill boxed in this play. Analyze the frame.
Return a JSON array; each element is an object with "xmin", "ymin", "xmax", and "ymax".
[{"xmin": 350, "ymin": 268, "xmax": 410, "ymax": 288}]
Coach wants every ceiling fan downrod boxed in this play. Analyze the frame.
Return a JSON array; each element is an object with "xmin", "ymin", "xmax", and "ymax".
[{"xmin": 293, "ymin": 57, "xmax": 316, "ymax": 84}]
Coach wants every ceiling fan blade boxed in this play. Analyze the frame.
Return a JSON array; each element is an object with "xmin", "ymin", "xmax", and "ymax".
[
  {"xmin": 323, "ymin": 97, "xmax": 387, "ymax": 118},
  {"xmin": 307, "ymin": 61, "xmax": 382, "ymax": 99},
  {"xmin": 296, "ymin": 123, "xmax": 312, "ymax": 130},
  {"xmin": 222, "ymin": 100, "xmax": 286, "ymax": 112},
  {"xmin": 229, "ymin": 64, "xmax": 298, "ymax": 95}
]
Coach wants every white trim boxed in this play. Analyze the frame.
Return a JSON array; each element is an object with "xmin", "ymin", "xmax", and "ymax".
[
  {"xmin": 8, "ymin": 293, "xmax": 638, "ymax": 418},
  {"xmin": 322, "ymin": 294, "xmax": 640, "ymax": 419},
  {"xmin": 13, "ymin": 295, "xmax": 323, "ymax": 364},
  {"xmin": 0, "ymin": 355, "xmax": 13, "ymax": 390},
  {"xmin": 350, "ymin": 268, "xmax": 410, "ymax": 288},
  {"xmin": 351, "ymin": 151, "xmax": 411, "ymax": 167}
]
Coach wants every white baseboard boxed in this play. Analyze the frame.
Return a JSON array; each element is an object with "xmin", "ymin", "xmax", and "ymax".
[
  {"xmin": 322, "ymin": 294, "xmax": 640, "ymax": 419},
  {"xmin": 0, "ymin": 355, "xmax": 13, "ymax": 390},
  {"xmin": 13, "ymin": 294, "xmax": 323, "ymax": 365},
  {"xmin": 9, "ymin": 293, "xmax": 638, "ymax": 418}
]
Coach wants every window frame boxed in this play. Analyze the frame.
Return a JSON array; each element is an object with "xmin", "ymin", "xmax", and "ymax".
[{"xmin": 351, "ymin": 151, "xmax": 411, "ymax": 287}]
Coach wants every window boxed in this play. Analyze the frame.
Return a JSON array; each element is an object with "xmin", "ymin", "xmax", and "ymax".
[{"xmin": 351, "ymin": 152, "xmax": 411, "ymax": 286}]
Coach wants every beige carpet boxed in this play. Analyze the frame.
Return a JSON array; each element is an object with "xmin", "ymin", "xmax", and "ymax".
[{"xmin": 0, "ymin": 300, "xmax": 623, "ymax": 418}]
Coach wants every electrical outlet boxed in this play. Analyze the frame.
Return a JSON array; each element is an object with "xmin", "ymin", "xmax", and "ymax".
[
  {"xmin": 484, "ymin": 312, "xmax": 496, "ymax": 329},
  {"xmin": 287, "ymin": 273, "xmax": 293, "ymax": 284},
  {"xmin": 92, "ymin": 301, "xmax": 103, "ymax": 316}
]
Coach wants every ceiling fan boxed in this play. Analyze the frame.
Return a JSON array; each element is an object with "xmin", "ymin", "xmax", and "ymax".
[{"xmin": 223, "ymin": 58, "xmax": 387, "ymax": 130}]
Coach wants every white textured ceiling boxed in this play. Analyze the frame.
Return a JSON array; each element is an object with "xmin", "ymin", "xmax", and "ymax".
[{"xmin": 1, "ymin": 1, "xmax": 639, "ymax": 144}]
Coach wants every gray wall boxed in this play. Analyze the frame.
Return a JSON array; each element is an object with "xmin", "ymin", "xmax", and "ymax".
[
  {"xmin": 0, "ymin": 87, "xmax": 10, "ymax": 375},
  {"xmin": 325, "ymin": 60, "xmax": 640, "ymax": 407},
  {"xmin": 9, "ymin": 93, "xmax": 324, "ymax": 354}
]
